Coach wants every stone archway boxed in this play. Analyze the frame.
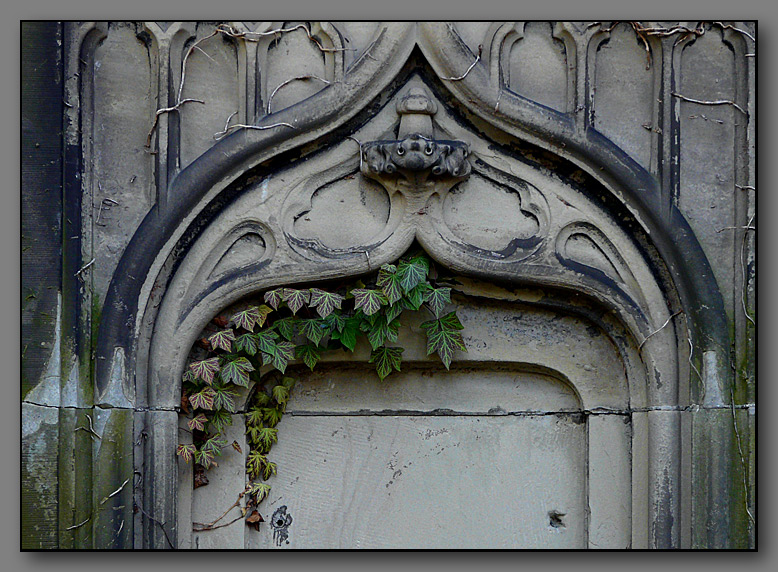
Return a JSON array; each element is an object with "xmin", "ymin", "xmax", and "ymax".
[{"xmin": 88, "ymin": 24, "xmax": 736, "ymax": 549}]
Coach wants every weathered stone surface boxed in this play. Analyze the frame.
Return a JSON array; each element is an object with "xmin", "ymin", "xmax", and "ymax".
[
  {"xmin": 22, "ymin": 404, "xmax": 59, "ymax": 549},
  {"xmin": 21, "ymin": 21, "xmax": 755, "ymax": 549}
]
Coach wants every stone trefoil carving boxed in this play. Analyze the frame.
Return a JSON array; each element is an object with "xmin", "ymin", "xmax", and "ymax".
[{"xmin": 359, "ymin": 87, "xmax": 471, "ymax": 185}]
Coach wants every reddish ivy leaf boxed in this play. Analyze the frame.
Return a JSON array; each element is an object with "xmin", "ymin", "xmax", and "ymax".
[
  {"xmin": 377, "ymin": 264, "xmax": 403, "ymax": 305},
  {"xmin": 282, "ymin": 288, "xmax": 311, "ymax": 315},
  {"xmin": 176, "ymin": 444, "xmax": 197, "ymax": 463},
  {"xmin": 366, "ymin": 315, "xmax": 400, "ymax": 350},
  {"xmin": 189, "ymin": 387, "xmax": 217, "ymax": 410},
  {"xmin": 187, "ymin": 413, "xmax": 208, "ymax": 431},
  {"xmin": 208, "ymin": 329, "xmax": 235, "ymax": 352},
  {"xmin": 189, "ymin": 357, "xmax": 220, "ymax": 385},
  {"xmin": 232, "ymin": 305, "xmax": 272, "ymax": 332},
  {"xmin": 351, "ymin": 288, "xmax": 387, "ymax": 316},
  {"xmin": 299, "ymin": 318, "xmax": 328, "ymax": 346},
  {"xmin": 234, "ymin": 332, "xmax": 260, "ymax": 356},
  {"xmin": 308, "ymin": 288, "xmax": 345, "ymax": 318},
  {"xmin": 220, "ymin": 357, "xmax": 255, "ymax": 387},
  {"xmin": 264, "ymin": 288, "xmax": 284, "ymax": 310},
  {"xmin": 397, "ymin": 255, "xmax": 429, "ymax": 293}
]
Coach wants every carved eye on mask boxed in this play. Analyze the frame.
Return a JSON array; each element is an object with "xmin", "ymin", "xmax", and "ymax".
[
  {"xmin": 396, "ymin": 146, "xmax": 405, "ymax": 156},
  {"xmin": 424, "ymin": 143, "xmax": 434, "ymax": 155}
]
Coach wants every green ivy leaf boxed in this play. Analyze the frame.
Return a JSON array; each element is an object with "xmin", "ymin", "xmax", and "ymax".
[
  {"xmin": 351, "ymin": 288, "xmax": 387, "ymax": 316},
  {"xmin": 189, "ymin": 357, "xmax": 220, "ymax": 385},
  {"xmin": 385, "ymin": 298, "xmax": 409, "ymax": 323},
  {"xmin": 176, "ymin": 443, "xmax": 196, "ymax": 463},
  {"xmin": 262, "ymin": 460, "xmax": 278, "ymax": 480},
  {"xmin": 262, "ymin": 407, "xmax": 283, "ymax": 428},
  {"xmin": 246, "ymin": 406, "xmax": 265, "ymax": 427},
  {"xmin": 264, "ymin": 288, "xmax": 284, "ymax": 310},
  {"xmin": 246, "ymin": 451, "xmax": 267, "ymax": 479},
  {"xmin": 247, "ymin": 482, "xmax": 271, "ymax": 503},
  {"xmin": 208, "ymin": 328, "xmax": 236, "ymax": 352},
  {"xmin": 323, "ymin": 311, "xmax": 347, "ymax": 333},
  {"xmin": 404, "ymin": 281, "xmax": 432, "ymax": 311},
  {"xmin": 424, "ymin": 287, "xmax": 452, "ymax": 318},
  {"xmin": 397, "ymin": 255, "xmax": 429, "ymax": 293},
  {"xmin": 282, "ymin": 288, "xmax": 311, "ymax": 315},
  {"xmin": 272, "ymin": 317, "xmax": 298, "ymax": 341},
  {"xmin": 182, "ymin": 369, "xmax": 196, "ymax": 383},
  {"xmin": 195, "ymin": 448, "xmax": 215, "ymax": 469},
  {"xmin": 420, "ymin": 311, "xmax": 466, "ymax": 369},
  {"xmin": 201, "ymin": 436, "xmax": 228, "ymax": 457},
  {"xmin": 187, "ymin": 413, "xmax": 208, "ymax": 431},
  {"xmin": 377, "ymin": 264, "xmax": 403, "ymax": 305},
  {"xmin": 308, "ymin": 288, "xmax": 345, "ymax": 318},
  {"xmin": 369, "ymin": 346, "xmax": 404, "ymax": 380},
  {"xmin": 272, "ymin": 384, "xmax": 290, "ymax": 406},
  {"xmin": 295, "ymin": 343, "xmax": 322, "ymax": 370},
  {"xmin": 219, "ymin": 356, "xmax": 255, "ymax": 387},
  {"xmin": 256, "ymin": 427, "xmax": 278, "ymax": 450},
  {"xmin": 299, "ymin": 318, "xmax": 329, "ymax": 346},
  {"xmin": 255, "ymin": 329, "xmax": 280, "ymax": 354},
  {"xmin": 209, "ymin": 409, "xmax": 233, "ymax": 433},
  {"xmin": 189, "ymin": 387, "xmax": 217, "ymax": 410},
  {"xmin": 271, "ymin": 340, "xmax": 295, "ymax": 373},
  {"xmin": 212, "ymin": 384, "xmax": 239, "ymax": 412},
  {"xmin": 234, "ymin": 332, "xmax": 260, "ymax": 356},
  {"xmin": 366, "ymin": 314, "xmax": 400, "ymax": 350},
  {"xmin": 331, "ymin": 316, "xmax": 360, "ymax": 351}
]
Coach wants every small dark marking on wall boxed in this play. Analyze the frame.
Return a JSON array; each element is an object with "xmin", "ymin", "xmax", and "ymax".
[
  {"xmin": 271, "ymin": 505, "xmax": 293, "ymax": 546},
  {"xmin": 548, "ymin": 510, "xmax": 566, "ymax": 529}
]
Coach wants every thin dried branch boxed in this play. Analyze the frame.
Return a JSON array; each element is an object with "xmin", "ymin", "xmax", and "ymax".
[
  {"xmin": 213, "ymin": 112, "xmax": 296, "ymax": 141},
  {"xmin": 688, "ymin": 338, "xmax": 704, "ymax": 401},
  {"xmin": 735, "ymin": 185, "xmax": 755, "ymax": 191},
  {"xmin": 214, "ymin": 23, "xmax": 354, "ymax": 54},
  {"xmin": 688, "ymin": 114, "xmax": 724, "ymax": 124},
  {"xmin": 671, "ymin": 92, "xmax": 748, "ymax": 116},
  {"xmin": 740, "ymin": 214, "xmax": 755, "ymax": 326},
  {"xmin": 713, "ymin": 22, "xmax": 755, "ymax": 42},
  {"xmin": 351, "ymin": 37, "xmax": 379, "ymax": 68},
  {"xmin": 74, "ymin": 258, "xmax": 96, "ymax": 279},
  {"xmin": 66, "ymin": 516, "xmax": 91, "ymax": 531},
  {"xmin": 99, "ymin": 477, "xmax": 131, "ymax": 506},
  {"xmin": 441, "ymin": 44, "xmax": 482, "ymax": 81},
  {"xmin": 638, "ymin": 310, "xmax": 682, "ymax": 352},
  {"xmin": 146, "ymin": 99, "xmax": 206, "ymax": 148},
  {"xmin": 729, "ymin": 385, "xmax": 756, "ymax": 526},
  {"xmin": 135, "ymin": 502, "xmax": 174, "ymax": 549},
  {"xmin": 192, "ymin": 514, "xmax": 243, "ymax": 532},
  {"xmin": 266, "ymin": 74, "xmax": 330, "ymax": 114}
]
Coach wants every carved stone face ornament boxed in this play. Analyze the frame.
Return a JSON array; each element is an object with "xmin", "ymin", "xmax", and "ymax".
[{"xmin": 359, "ymin": 86, "xmax": 471, "ymax": 185}]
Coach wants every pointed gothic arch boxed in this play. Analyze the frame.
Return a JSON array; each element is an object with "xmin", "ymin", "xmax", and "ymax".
[{"xmin": 90, "ymin": 23, "xmax": 733, "ymax": 549}]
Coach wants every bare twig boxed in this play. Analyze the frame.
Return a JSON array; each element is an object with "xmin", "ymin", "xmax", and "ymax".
[
  {"xmin": 192, "ymin": 514, "xmax": 243, "ymax": 532},
  {"xmin": 266, "ymin": 74, "xmax": 330, "ymax": 114},
  {"xmin": 214, "ymin": 23, "xmax": 354, "ymax": 54},
  {"xmin": 100, "ymin": 477, "xmax": 131, "ymax": 506},
  {"xmin": 638, "ymin": 310, "xmax": 682, "ymax": 352},
  {"xmin": 688, "ymin": 338, "xmax": 704, "ymax": 401},
  {"xmin": 441, "ymin": 44, "xmax": 482, "ymax": 81},
  {"xmin": 146, "ymin": 99, "xmax": 206, "ymax": 147},
  {"xmin": 74, "ymin": 258, "xmax": 95, "ymax": 279},
  {"xmin": 689, "ymin": 114, "xmax": 724, "ymax": 124},
  {"xmin": 713, "ymin": 22, "xmax": 755, "ymax": 42},
  {"xmin": 135, "ymin": 502, "xmax": 174, "ymax": 549},
  {"xmin": 213, "ymin": 112, "xmax": 296, "ymax": 141},
  {"xmin": 735, "ymin": 185, "xmax": 755, "ymax": 191},
  {"xmin": 66, "ymin": 516, "xmax": 91, "ymax": 531},
  {"xmin": 671, "ymin": 92, "xmax": 748, "ymax": 116},
  {"xmin": 740, "ymin": 214, "xmax": 755, "ymax": 325},
  {"xmin": 351, "ymin": 37, "xmax": 379, "ymax": 68},
  {"xmin": 729, "ymin": 385, "xmax": 756, "ymax": 526}
]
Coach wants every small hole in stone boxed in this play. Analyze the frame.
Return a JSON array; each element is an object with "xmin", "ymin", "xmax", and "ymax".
[
  {"xmin": 276, "ymin": 519, "xmax": 285, "ymax": 527},
  {"xmin": 548, "ymin": 510, "xmax": 566, "ymax": 529}
]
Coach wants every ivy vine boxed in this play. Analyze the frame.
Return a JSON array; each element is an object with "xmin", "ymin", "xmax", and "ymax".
[{"xmin": 177, "ymin": 250, "xmax": 467, "ymax": 527}]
